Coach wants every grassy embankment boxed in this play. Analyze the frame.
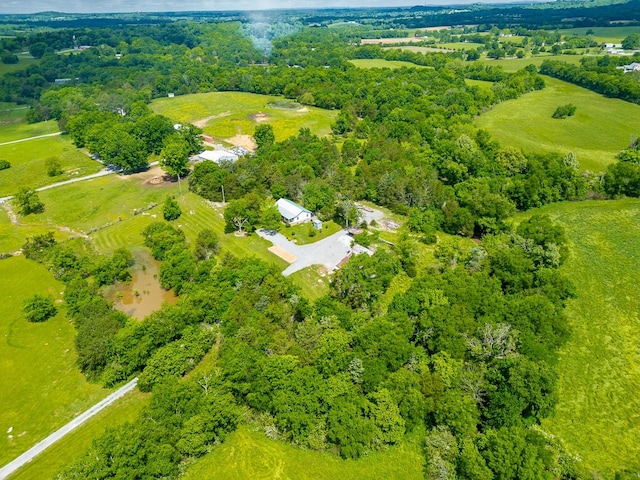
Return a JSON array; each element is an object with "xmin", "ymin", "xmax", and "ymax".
[
  {"xmin": 183, "ymin": 424, "xmax": 424, "ymax": 480},
  {"xmin": 151, "ymin": 91, "xmax": 337, "ymax": 143},
  {"xmin": 475, "ymin": 76, "xmax": 640, "ymax": 172},
  {"xmin": 0, "ymin": 256, "xmax": 110, "ymax": 465},
  {"xmin": 0, "ymin": 134, "xmax": 102, "ymax": 196},
  {"xmin": 520, "ymin": 199, "xmax": 640, "ymax": 477}
]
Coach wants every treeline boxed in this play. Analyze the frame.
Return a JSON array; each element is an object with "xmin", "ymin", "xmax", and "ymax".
[{"xmin": 540, "ymin": 58, "xmax": 640, "ymax": 105}]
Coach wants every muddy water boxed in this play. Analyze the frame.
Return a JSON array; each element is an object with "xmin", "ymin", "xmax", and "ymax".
[{"xmin": 106, "ymin": 250, "xmax": 177, "ymax": 320}]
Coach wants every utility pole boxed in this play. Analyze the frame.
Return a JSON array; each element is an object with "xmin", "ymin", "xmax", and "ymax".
[{"xmin": 221, "ymin": 184, "xmax": 226, "ymax": 204}]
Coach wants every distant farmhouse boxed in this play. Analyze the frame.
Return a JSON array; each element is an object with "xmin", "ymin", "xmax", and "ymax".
[
  {"xmin": 276, "ymin": 198, "xmax": 312, "ymax": 225},
  {"xmin": 617, "ymin": 62, "xmax": 640, "ymax": 73},
  {"xmin": 197, "ymin": 150, "xmax": 239, "ymax": 164}
]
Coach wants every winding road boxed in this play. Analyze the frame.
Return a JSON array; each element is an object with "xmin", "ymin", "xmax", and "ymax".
[{"xmin": 0, "ymin": 378, "xmax": 138, "ymax": 480}]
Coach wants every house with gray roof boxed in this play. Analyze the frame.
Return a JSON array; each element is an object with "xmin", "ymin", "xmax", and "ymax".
[{"xmin": 276, "ymin": 198, "xmax": 312, "ymax": 225}]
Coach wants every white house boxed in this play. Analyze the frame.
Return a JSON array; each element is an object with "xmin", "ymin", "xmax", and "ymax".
[
  {"xmin": 197, "ymin": 150, "xmax": 239, "ymax": 164},
  {"xmin": 617, "ymin": 62, "xmax": 640, "ymax": 73},
  {"xmin": 276, "ymin": 198, "xmax": 312, "ymax": 225}
]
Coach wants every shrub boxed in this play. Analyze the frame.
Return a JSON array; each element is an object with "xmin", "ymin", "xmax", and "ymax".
[
  {"xmin": 552, "ymin": 104, "xmax": 577, "ymax": 119},
  {"xmin": 23, "ymin": 294, "xmax": 57, "ymax": 322},
  {"xmin": 0, "ymin": 160, "xmax": 10, "ymax": 170},
  {"xmin": 45, "ymin": 157, "xmax": 63, "ymax": 177}
]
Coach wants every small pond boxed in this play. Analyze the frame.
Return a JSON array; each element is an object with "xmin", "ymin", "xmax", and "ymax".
[{"xmin": 105, "ymin": 249, "xmax": 177, "ymax": 320}]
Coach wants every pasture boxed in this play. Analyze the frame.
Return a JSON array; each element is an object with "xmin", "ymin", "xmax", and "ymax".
[
  {"xmin": 0, "ymin": 206, "xmax": 71, "ymax": 254},
  {"xmin": 382, "ymin": 45, "xmax": 452, "ymax": 53},
  {"xmin": 0, "ymin": 118, "xmax": 58, "ymax": 143},
  {"xmin": 0, "ymin": 135, "xmax": 101, "ymax": 196},
  {"xmin": 8, "ymin": 390, "xmax": 148, "ymax": 480},
  {"xmin": 559, "ymin": 26, "xmax": 640, "ymax": 43},
  {"xmin": 482, "ymin": 54, "xmax": 586, "ymax": 72},
  {"xmin": 183, "ymin": 424, "xmax": 424, "ymax": 480},
  {"xmin": 151, "ymin": 92, "xmax": 337, "ymax": 143},
  {"xmin": 475, "ymin": 76, "xmax": 640, "ymax": 172},
  {"xmin": 349, "ymin": 59, "xmax": 428, "ymax": 69},
  {"xmin": 0, "ymin": 54, "xmax": 39, "ymax": 77},
  {"xmin": 518, "ymin": 199, "xmax": 640, "ymax": 477},
  {"xmin": 0, "ymin": 256, "xmax": 109, "ymax": 465}
]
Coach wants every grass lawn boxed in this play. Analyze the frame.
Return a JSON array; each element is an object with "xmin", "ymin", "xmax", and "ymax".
[
  {"xmin": 8, "ymin": 390, "xmax": 149, "ymax": 480},
  {"xmin": 0, "ymin": 206, "xmax": 72, "ymax": 254},
  {"xmin": 0, "ymin": 119, "xmax": 58, "ymax": 144},
  {"xmin": 0, "ymin": 256, "xmax": 110, "ymax": 465},
  {"xmin": 0, "ymin": 55, "xmax": 39, "ymax": 77},
  {"xmin": 382, "ymin": 45, "xmax": 452, "ymax": 53},
  {"xmin": 559, "ymin": 26, "xmax": 640, "ymax": 43},
  {"xmin": 465, "ymin": 78, "xmax": 494, "ymax": 89},
  {"xmin": 0, "ymin": 135, "xmax": 101, "ymax": 196},
  {"xmin": 282, "ymin": 220, "xmax": 342, "ymax": 245},
  {"xmin": 437, "ymin": 41, "xmax": 484, "ymax": 50},
  {"xmin": 482, "ymin": 54, "xmax": 587, "ymax": 72},
  {"xmin": 519, "ymin": 199, "xmax": 640, "ymax": 477},
  {"xmin": 183, "ymin": 424, "xmax": 424, "ymax": 480},
  {"xmin": 349, "ymin": 59, "xmax": 430, "ymax": 69},
  {"xmin": 287, "ymin": 265, "xmax": 330, "ymax": 301},
  {"xmin": 475, "ymin": 76, "xmax": 640, "ymax": 172},
  {"xmin": 151, "ymin": 92, "xmax": 337, "ymax": 143}
]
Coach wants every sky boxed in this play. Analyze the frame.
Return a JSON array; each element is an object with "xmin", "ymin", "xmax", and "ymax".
[{"xmin": 0, "ymin": 0, "xmax": 526, "ymax": 15}]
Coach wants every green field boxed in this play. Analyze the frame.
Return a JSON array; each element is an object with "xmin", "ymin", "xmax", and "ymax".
[
  {"xmin": 0, "ymin": 119, "xmax": 58, "ymax": 143},
  {"xmin": 8, "ymin": 390, "xmax": 148, "ymax": 480},
  {"xmin": 437, "ymin": 41, "xmax": 484, "ymax": 50},
  {"xmin": 517, "ymin": 199, "xmax": 640, "ymax": 477},
  {"xmin": 382, "ymin": 45, "xmax": 452, "ymax": 53},
  {"xmin": 287, "ymin": 265, "xmax": 330, "ymax": 301},
  {"xmin": 482, "ymin": 54, "xmax": 587, "ymax": 72},
  {"xmin": 0, "ymin": 206, "xmax": 72, "ymax": 254},
  {"xmin": 0, "ymin": 135, "xmax": 102, "ymax": 196},
  {"xmin": 560, "ymin": 26, "xmax": 640, "ymax": 43},
  {"xmin": 151, "ymin": 92, "xmax": 337, "ymax": 143},
  {"xmin": 283, "ymin": 220, "xmax": 342, "ymax": 245},
  {"xmin": 183, "ymin": 425, "xmax": 424, "ymax": 480},
  {"xmin": 475, "ymin": 76, "xmax": 640, "ymax": 172},
  {"xmin": 0, "ymin": 54, "xmax": 39, "ymax": 77},
  {"xmin": 349, "ymin": 59, "xmax": 429, "ymax": 69},
  {"xmin": 0, "ymin": 256, "xmax": 110, "ymax": 465}
]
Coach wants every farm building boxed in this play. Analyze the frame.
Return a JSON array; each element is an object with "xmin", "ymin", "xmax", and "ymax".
[
  {"xmin": 617, "ymin": 62, "xmax": 640, "ymax": 73},
  {"xmin": 276, "ymin": 198, "xmax": 312, "ymax": 225},
  {"xmin": 197, "ymin": 150, "xmax": 239, "ymax": 164}
]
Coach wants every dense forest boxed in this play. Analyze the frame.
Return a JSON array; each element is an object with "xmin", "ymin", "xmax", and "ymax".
[{"xmin": 2, "ymin": 5, "xmax": 640, "ymax": 478}]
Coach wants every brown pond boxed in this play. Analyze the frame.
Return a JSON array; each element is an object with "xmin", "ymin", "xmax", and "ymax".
[{"xmin": 105, "ymin": 249, "xmax": 177, "ymax": 320}]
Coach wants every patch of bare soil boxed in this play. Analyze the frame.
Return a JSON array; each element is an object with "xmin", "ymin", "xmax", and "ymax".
[
  {"xmin": 297, "ymin": 106, "xmax": 310, "ymax": 113},
  {"xmin": 120, "ymin": 166, "xmax": 172, "ymax": 186},
  {"xmin": 269, "ymin": 245, "xmax": 297, "ymax": 264},
  {"xmin": 251, "ymin": 112, "xmax": 270, "ymax": 123},
  {"xmin": 193, "ymin": 111, "xmax": 232, "ymax": 129},
  {"xmin": 1, "ymin": 202, "xmax": 18, "ymax": 225},
  {"xmin": 225, "ymin": 134, "xmax": 257, "ymax": 152}
]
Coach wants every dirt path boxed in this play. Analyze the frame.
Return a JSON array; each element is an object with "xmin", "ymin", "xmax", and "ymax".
[
  {"xmin": 1, "ymin": 202, "xmax": 18, "ymax": 225},
  {"xmin": 193, "ymin": 111, "xmax": 231, "ymax": 129},
  {"xmin": 0, "ymin": 378, "xmax": 138, "ymax": 480},
  {"xmin": 0, "ymin": 132, "xmax": 61, "ymax": 147}
]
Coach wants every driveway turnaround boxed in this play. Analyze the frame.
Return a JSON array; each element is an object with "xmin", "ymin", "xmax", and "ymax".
[
  {"xmin": 0, "ymin": 378, "xmax": 138, "ymax": 480},
  {"xmin": 256, "ymin": 229, "xmax": 353, "ymax": 276}
]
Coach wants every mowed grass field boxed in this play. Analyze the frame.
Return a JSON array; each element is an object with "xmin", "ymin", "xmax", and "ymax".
[
  {"xmin": 151, "ymin": 92, "xmax": 337, "ymax": 142},
  {"xmin": 0, "ymin": 256, "xmax": 110, "ymax": 465},
  {"xmin": 0, "ymin": 118, "xmax": 58, "ymax": 143},
  {"xmin": 519, "ymin": 199, "xmax": 640, "ymax": 477},
  {"xmin": 559, "ymin": 26, "xmax": 640, "ymax": 43},
  {"xmin": 482, "ymin": 54, "xmax": 586, "ymax": 72},
  {"xmin": 8, "ymin": 390, "xmax": 148, "ymax": 480},
  {"xmin": 183, "ymin": 425, "xmax": 424, "ymax": 480},
  {"xmin": 349, "ymin": 59, "xmax": 429, "ymax": 69},
  {"xmin": 0, "ymin": 54, "xmax": 39, "ymax": 77},
  {"xmin": 475, "ymin": 76, "xmax": 640, "ymax": 172},
  {"xmin": 0, "ymin": 134, "xmax": 102, "ymax": 196}
]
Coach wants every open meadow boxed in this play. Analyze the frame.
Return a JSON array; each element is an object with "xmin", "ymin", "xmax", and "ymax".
[
  {"xmin": 8, "ymin": 390, "xmax": 148, "ymax": 480},
  {"xmin": 0, "ymin": 256, "xmax": 110, "ymax": 465},
  {"xmin": 183, "ymin": 424, "xmax": 424, "ymax": 480},
  {"xmin": 519, "ymin": 199, "xmax": 640, "ymax": 477},
  {"xmin": 482, "ymin": 54, "xmax": 587, "ymax": 72},
  {"xmin": 151, "ymin": 92, "xmax": 337, "ymax": 144},
  {"xmin": 0, "ymin": 54, "xmax": 39, "ymax": 77},
  {"xmin": 0, "ymin": 134, "xmax": 102, "ymax": 196},
  {"xmin": 0, "ymin": 117, "xmax": 58, "ymax": 143},
  {"xmin": 559, "ymin": 26, "xmax": 640, "ymax": 43},
  {"xmin": 349, "ymin": 59, "xmax": 429, "ymax": 69},
  {"xmin": 475, "ymin": 76, "xmax": 640, "ymax": 172}
]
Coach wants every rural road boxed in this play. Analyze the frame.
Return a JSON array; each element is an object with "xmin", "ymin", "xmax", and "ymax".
[
  {"xmin": 0, "ymin": 132, "xmax": 61, "ymax": 147},
  {"xmin": 0, "ymin": 377, "xmax": 138, "ymax": 480}
]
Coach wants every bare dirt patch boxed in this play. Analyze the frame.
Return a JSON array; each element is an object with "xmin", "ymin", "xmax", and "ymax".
[
  {"xmin": 193, "ymin": 111, "xmax": 232, "ymax": 129},
  {"xmin": 269, "ymin": 245, "xmax": 297, "ymax": 264},
  {"xmin": 225, "ymin": 134, "xmax": 257, "ymax": 152},
  {"xmin": 250, "ymin": 112, "xmax": 270, "ymax": 123},
  {"xmin": 120, "ymin": 166, "xmax": 172, "ymax": 186},
  {"xmin": 297, "ymin": 106, "xmax": 310, "ymax": 113}
]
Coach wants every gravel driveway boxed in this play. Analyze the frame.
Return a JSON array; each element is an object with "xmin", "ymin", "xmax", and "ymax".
[{"xmin": 257, "ymin": 229, "xmax": 353, "ymax": 276}]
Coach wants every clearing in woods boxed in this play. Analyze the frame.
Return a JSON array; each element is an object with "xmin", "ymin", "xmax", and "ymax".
[
  {"xmin": 151, "ymin": 91, "xmax": 337, "ymax": 143},
  {"xmin": 475, "ymin": 76, "xmax": 640, "ymax": 172}
]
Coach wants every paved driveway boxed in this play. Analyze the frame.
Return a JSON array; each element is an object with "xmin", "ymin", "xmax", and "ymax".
[{"xmin": 256, "ymin": 229, "xmax": 353, "ymax": 276}]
